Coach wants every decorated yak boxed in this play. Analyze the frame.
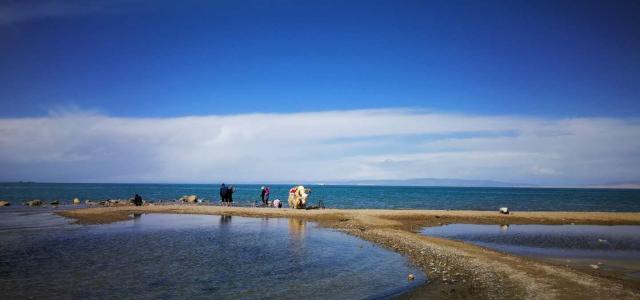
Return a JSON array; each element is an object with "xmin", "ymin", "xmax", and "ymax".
[{"xmin": 288, "ymin": 185, "xmax": 310, "ymax": 209}]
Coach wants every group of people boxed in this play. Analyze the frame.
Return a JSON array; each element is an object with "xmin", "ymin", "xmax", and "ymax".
[
  {"xmin": 132, "ymin": 185, "xmax": 309, "ymax": 208},
  {"xmin": 218, "ymin": 184, "xmax": 283, "ymax": 208},
  {"xmin": 260, "ymin": 186, "xmax": 283, "ymax": 208},
  {"xmin": 219, "ymin": 183, "xmax": 235, "ymax": 206}
]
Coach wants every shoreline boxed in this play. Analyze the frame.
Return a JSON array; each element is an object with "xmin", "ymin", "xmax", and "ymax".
[{"xmin": 57, "ymin": 205, "xmax": 640, "ymax": 299}]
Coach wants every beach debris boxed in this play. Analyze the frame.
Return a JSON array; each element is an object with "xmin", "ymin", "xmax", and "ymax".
[
  {"xmin": 102, "ymin": 199, "xmax": 132, "ymax": 207},
  {"xmin": 499, "ymin": 207, "xmax": 509, "ymax": 214},
  {"xmin": 273, "ymin": 199, "xmax": 282, "ymax": 208},
  {"xmin": 408, "ymin": 273, "xmax": 415, "ymax": 281},
  {"xmin": 72, "ymin": 197, "xmax": 81, "ymax": 204},
  {"xmin": 179, "ymin": 195, "xmax": 199, "ymax": 203},
  {"xmin": 85, "ymin": 200, "xmax": 98, "ymax": 206},
  {"xmin": 24, "ymin": 199, "xmax": 43, "ymax": 206},
  {"xmin": 50, "ymin": 200, "xmax": 60, "ymax": 205},
  {"xmin": 589, "ymin": 264, "xmax": 600, "ymax": 269},
  {"xmin": 0, "ymin": 200, "xmax": 10, "ymax": 207}
]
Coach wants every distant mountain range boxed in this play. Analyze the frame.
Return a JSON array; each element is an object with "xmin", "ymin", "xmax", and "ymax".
[
  {"xmin": 576, "ymin": 183, "xmax": 640, "ymax": 189},
  {"xmin": 3, "ymin": 179, "xmax": 639, "ymax": 189},
  {"xmin": 313, "ymin": 178, "xmax": 640, "ymax": 189},
  {"xmin": 321, "ymin": 178, "xmax": 535, "ymax": 187}
]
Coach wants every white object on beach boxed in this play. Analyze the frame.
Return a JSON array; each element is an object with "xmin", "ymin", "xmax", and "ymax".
[
  {"xmin": 273, "ymin": 199, "xmax": 282, "ymax": 208},
  {"xmin": 499, "ymin": 207, "xmax": 509, "ymax": 214}
]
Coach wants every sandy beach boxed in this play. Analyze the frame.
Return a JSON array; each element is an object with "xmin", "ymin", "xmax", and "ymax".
[{"xmin": 57, "ymin": 205, "xmax": 640, "ymax": 299}]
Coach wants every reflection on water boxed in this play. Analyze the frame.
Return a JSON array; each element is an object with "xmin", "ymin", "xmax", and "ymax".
[
  {"xmin": 422, "ymin": 224, "xmax": 640, "ymax": 259},
  {"xmin": 0, "ymin": 212, "xmax": 425, "ymax": 299},
  {"xmin": 422, "ymin": 224, "xmax": 640, "ymax": 276},
  {"xmin": 288, "ymin": 218, "xmax": 306, "ymax": 241},
  {"xmin": 220, "ymin": 215, "xmax": 232, "ymax": 224}
]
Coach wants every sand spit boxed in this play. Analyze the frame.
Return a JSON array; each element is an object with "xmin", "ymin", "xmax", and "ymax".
[{"xmin": 58, "ymin": 206, "xmax": 640, "ymax": 299}]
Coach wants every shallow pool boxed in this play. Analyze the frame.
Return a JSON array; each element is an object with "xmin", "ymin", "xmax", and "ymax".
[
  {"xmin": 422, "ymin": 224, "xmax": 640, "ymax": 260},
  {"xmin": 421, "ymin": 223, "xmax": 640, "ymax": 277},
  {"xmin": 0, "ymin": 210, "xmax": 425, "ymax": 299}
]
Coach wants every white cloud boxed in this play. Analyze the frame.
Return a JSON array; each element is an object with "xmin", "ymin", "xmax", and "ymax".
[{"xmin": 0, "ymin": 108, "xmax": 638, "ymax": 185}]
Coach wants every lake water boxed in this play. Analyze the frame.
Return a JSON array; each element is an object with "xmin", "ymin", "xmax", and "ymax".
[
  {"xmin": 0, "ymin": 209, "xmax": 425, "ymax": 299},
  {"xmin": 2, "ymin": 182, "xmax": 640, "ymax": 211},
  {"xmin": 421, "ymin": 224, "xmax": 640, "ymax": 277}
]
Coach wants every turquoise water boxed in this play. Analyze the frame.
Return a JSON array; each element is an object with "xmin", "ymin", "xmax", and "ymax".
[
  {"xmin": 0, "ymin": 209, "xmax": 425, "ymax": 299},
  {"xmin": 1, "ymin": 182, "xmax": 640, "ymax": 211}
]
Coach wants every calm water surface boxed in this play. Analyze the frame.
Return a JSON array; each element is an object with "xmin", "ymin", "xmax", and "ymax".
[
  {"xmin": 0, "ymin": 209, "xmax": 425, "ymax": 299},
  {"xmin": 2, "ymin": 183, "xmax": 640, "ymax": 211},
  {"xmin": 421, "ymin": 224, "xmax": 640, "ymax": 260}
]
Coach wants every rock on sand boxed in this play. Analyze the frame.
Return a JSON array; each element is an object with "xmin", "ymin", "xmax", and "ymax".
[
  {"xmin": 0, "ymin": 200, "xmax": 10, "ymax": 207},
  {"xmin": 25, "ymin": 199, "xmax": 43, "ymax": 206},
  {"xmin": 180, "ymin": 195, "xmax": 199, "ymax": 203}
]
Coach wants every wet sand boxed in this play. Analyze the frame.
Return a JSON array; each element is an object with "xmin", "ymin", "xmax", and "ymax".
[{"xmin": 58, "ymin": 205, "xmax": 640, "ymax": 299}]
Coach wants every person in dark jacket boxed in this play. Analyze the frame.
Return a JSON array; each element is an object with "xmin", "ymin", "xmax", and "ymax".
[
  {"xmin": 133, "ymin": 194, "xmax": 143, "ymax": 206},
  {"xmin": 220, "ymin": 183, "xmax": 229, "ymax": 206},
  {"xmin": 227, "ymin": 186, "xmax": 235, "ymax": 206},
  {"xmin": 260, "ymin": 186, "xmax": 268, "ymax": 206}
]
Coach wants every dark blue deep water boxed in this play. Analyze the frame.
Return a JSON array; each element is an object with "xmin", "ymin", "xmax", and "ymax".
[
  {"xmin": 1, "ymin": 183, "xmax": 640, "ymax": 211},
  {"xmin": 0, "ymin": 210, "xmax": 424, "ymax": 299}
]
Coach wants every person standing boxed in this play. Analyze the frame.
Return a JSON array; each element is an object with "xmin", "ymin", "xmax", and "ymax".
[
  {"xmin": 264, "ymin": 186, "xmax": 270, "ymax": 206},
  {"xmin": 220, "ymin": 183, "xmax": 229, "ymax": 206},
  {"xmin": 133, "ymin": 194, "xmax": 143, "ymax": 206},
  {"xmin": 260, "ymin": 186, "xmax": 268, "ymax": 206},
  {"xmin": 227, "ymin": 185, "xmax": 235, "ymax": 206}
]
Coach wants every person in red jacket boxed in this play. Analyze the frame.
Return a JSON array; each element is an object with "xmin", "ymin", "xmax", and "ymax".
[{"xmin": 260, "ymin": 186, "xmax": 270, "ymax": 206}]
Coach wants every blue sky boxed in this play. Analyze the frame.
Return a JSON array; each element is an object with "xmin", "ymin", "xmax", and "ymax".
[
  {"xmin": 0, "ymin": 1, "xmax": 639, "ymax": 184},
  {"xmin": 1, "ymin": 0, "xmax": 639, "ymax": 118}
]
